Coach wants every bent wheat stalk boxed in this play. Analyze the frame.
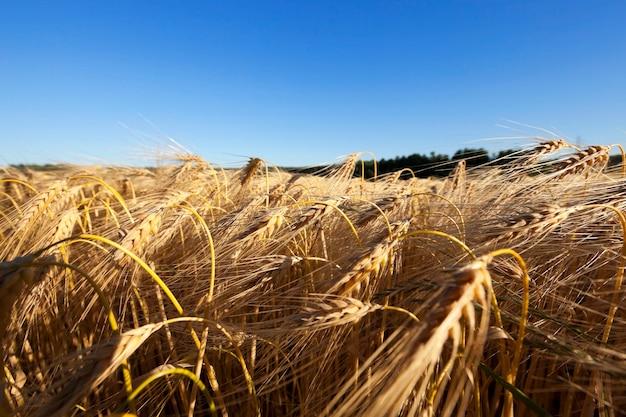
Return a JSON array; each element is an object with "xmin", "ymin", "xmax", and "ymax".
[
  {"xmin": 325, "ymin": 257, "xmax": 493, "ymax": 417},
  {"xmin": 30, "ymin": 323, "xmax": 165, "ymax": 417}
]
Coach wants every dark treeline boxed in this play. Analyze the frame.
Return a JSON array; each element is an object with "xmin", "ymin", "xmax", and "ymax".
[
  {"xmin": 286, "ymin": 148, "xmax": 512, "ymax": 179},
  {"xmin": 288, "ymin": 148, "xmax": 625, "ymax": 179},
  {"xmin": 355, "ymin": 148, "xmax": 497, "ymax": 179}
]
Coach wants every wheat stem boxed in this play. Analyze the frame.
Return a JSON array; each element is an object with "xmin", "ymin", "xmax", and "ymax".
[
  {"xmin": 69, "ymin": 175, "xmax": 134, "ymax": 223},
  {"xmin": 71, "ymin": 234, "xmax": 184, "ymax": 314},
  {"xmin": 487, "ymin": 249, "xmax": 530, "ymax": 415},
  {"xmin": 125, "ymin": 367, "xmax": 216, "ymax": 416},
  {"xmin": 173, "ymin": 205, "xmax": 216, "ymax": 302},
  {"xmin": 399, "ymin": 229, "xmax": 476, "ymax": 260}
]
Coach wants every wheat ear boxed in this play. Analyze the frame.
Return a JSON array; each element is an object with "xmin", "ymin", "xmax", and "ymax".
[
  {"xmin": 298, "ymin": 296, "xmax": 384, "ymax": 329},
  {"xmin": 442, "ymin": 158, "xmax": 466, "ymax": 193},
  {"xmin": 236, "ymin": 207, "xmax": 287, "ymax": 241},
  {"xmin": 329, "ymin": 221, "xmax": 408, "ymax": 297},
  {"xmin": 238, "ymin": 157, "xmax": 264, "ymax": 190},
  {"xmin": 114, "ymin": 210, "xmax": 164, "ymax": 265},
  {"xmin": 14, "ymin": 180, "xmax": 66, "ymax": 233},
  {"xmin": 553, "ymin": 145, "xmax": 611, "ymax": 178},
  {"xmin": 520, "ymin": 138, "xmax": 572, "ymax": 165},
  {"xmin": 289, "ymin": 197, "xmax": 349, "ymax": 232},
  {"xmin": 494, "ymin": 203, "xmax": 575, "ymax": 243}
]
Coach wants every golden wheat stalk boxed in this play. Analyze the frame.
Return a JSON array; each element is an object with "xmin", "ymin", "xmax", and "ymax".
[
  {"xmin": 553, "ymin": 145, "xmax": 611, "ymax": 178},
  {"xmin": 169, "ymin": 158, "xmax": 210, "ymax": 188},
  {"xmin": 298, "ymin": 296, "xmax": 383, "ymax": 327},
  {"xmin": 289, "ymin": 197, "xmax": 349, "ymax": 232},
  {"xmin": 236, "ymin": 207, "xmax": 287, "ymax": 241},
  {"xmin": 328, "ymin": 153, "xmax": 360, "ymax": 182},
  {"xmin": 441, "ymin": 159, "xmax": 466, "ymax": 193},
  {"xmin": 237, "ymin": 157, "xmax": 265, "ymax": 191},
  {"xmin": 113, "ymin": 210, "xmax": 164, "ymax": 265},
  {"xmin": 41, "ymin": 208, "xmax": 81, "ymax": 253},
  {"xmin": 327, "ymin": 222, "xmax": 408, "ymax": 297},
  {"xmin": 324, "ymin": 258, "xmax": 493, "ymax": 417},
  {"xmin": 493, "ymin": 203, "xmax": 576, "ymax": 243},
  {"xmin": 28, "ymin": 322, "xmax": 165, "ymax": 417},
  {"xmin": 520, "ymin": 138, "xmax": 572, "ymax": 165},
  {"xmin": 14, "ymin": 180, "xmax": 66, "ymax": 233}
]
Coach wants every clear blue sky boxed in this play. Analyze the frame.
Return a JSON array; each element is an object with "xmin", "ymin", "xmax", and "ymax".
[{"xmin": 2, "ymin": 1, "xmax": 625, "ymax": 168}]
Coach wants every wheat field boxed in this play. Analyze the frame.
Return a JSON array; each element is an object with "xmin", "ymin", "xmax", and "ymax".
[{"xmin": 2, "ymin": 139, "xmax": 626, "ymax": 416}]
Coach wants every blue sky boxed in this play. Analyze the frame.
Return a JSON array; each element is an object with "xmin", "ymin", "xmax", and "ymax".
[{"xmin": 2, "ymin": 1, "xmax": 625, "ymax": 168}]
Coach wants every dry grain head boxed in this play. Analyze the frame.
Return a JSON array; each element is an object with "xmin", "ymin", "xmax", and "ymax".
[
  {"xmin": 328, "ymin": 221, "xmax": 408, "ymax": 297},
  {"xmin": 15, "ymin": 180, "xmax": 67, "ymax": 232},
  {"xmin": 328, "ymin": 153, "xmax": 361, "ymax": 182},
  {"xmin": 328, "ymin": 257, "xmax": 493, "ymax": 417},
  {"xmin": 442, "ymin": 159, "xmax": 466, "ymax": 193},
  {"xmin": 493, "ymin": 203, "xmax": 576, "ymax": 243},
  {"xmin": 238, "ymin": 157, "xmax": 264, "ymax": 190},
  {"xmin": 298, "ymin": 297, "xmax": 383, "ymax": 328},
  {"xmin": 554, "ymin": 145, "xmax": 611, "ymax": 178},
  {"xmin": 42, "ymin": 207, "xmax": 81, "ymax": 253},
  {"xmin": 520, "ymin": 138, "xmax": 572, "ymax": 165},
  {"xmin": 114, "ymin": 209, "xmax": 164, "ymax": 265},
  {"xmin": 236, "ymin": 207, "xmax": 287, "ymax": 241},
  {"xmin": 289, "ymin": 197, "xmax": 348, "ymax": 232}
]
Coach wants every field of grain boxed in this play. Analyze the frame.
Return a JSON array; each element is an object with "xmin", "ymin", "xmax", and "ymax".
[{"xmin": 2, "ymin": 140, "xmax": 626, "ymax": 416}]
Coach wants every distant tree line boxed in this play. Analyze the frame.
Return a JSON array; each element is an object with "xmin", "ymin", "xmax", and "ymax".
[
  {"xmin": 287, "ymin": 148, "xmax": 624, "ymax": 180},
  {"xmin": 8, "ymin": 163, "xmax": 68, "ymax": 172},
  {"xmin": 353, "ymin": 148, "xmax": 491, "ymax": 179},
  {"xmin": 350, "ymin": 148, "xmax": 519, "ymax": 179},
  {"xmin": 282, "ymin": 148, "xmax": 512, "ymax": 179}
]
